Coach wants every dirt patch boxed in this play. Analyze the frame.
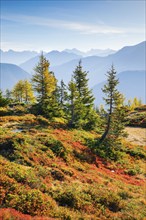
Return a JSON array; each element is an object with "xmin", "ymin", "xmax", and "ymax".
[{"xmin": 125, "ymin": 127, "xmax": 146, "ymax": 146}]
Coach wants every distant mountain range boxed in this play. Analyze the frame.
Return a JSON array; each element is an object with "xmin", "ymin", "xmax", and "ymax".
[
  {"xmin": 51, "ymin": 41, "xmax": 145, "ymax": 87},
  {"xmin": 0, "ymin": 50, "xmax": 39, "ymax": 65},
  {"xmin": 0, "ymin": 63, "xmax": 31, "ymax": 91},
  {"xmin": 0, "ymin": 41, "xmax": 145, "ymax": 104},
  {"xmin": 63, "ymin": 48, "xmax": 116, "ymax": 57},
  {"xmin": 20, "ymin": 51, "xmax": 82, "ymax": 73},
  {"xmin": 20, "ymin": 49, "xmax": 116, "ymax": 74},
  {"xmin": 0, "ymin": 48, "xmax": 116, "ymax": 67}
]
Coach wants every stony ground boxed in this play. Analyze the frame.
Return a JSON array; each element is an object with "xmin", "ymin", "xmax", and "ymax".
[{"xmin": 125, "ymin": 127, "xmax": 146, "ymax": 146}]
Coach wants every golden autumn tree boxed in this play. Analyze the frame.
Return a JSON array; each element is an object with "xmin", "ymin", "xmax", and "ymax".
[
  {"xmin": 12, "ymin": 80, "xmax": 35, "ymax": 104},
  {"xmin": 23, "ymin": 80, "xmax": 36, "ymax": 104},
  {"xmin": 32, "ymin": 53, "xmax": 57, "ymax": 117},
  {"xmin": 12, "ymin": 80, "xmax": 25, "ymax": 102}
]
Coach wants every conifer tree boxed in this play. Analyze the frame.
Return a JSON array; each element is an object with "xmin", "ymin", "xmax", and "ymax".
[
  {"xmin": 45, "ymin": 87, "xmax": 64, "ymax": 118},
  {"xmin": 99, "ymin": 65, "xmax": 127, "ymax": 144},
  {"xmin": 55, "ymin": 80, "xmax": 68, "ymax": 117},
  {"xmin": 0, "ymin": 90, "xmax": 9, "ymax": 107},
  {"xmin": 67, "ymin": 78, "xmax": 79, "ymax": 127},
  {"xmin": 5, "ymin": 89, "xmax": 12, "ymax": 100},
  {"xmin": 69, "ymin": 60, "xmax": 97, "ymax": 129},
  {"xmin": 32, "ymin": 54, "xmax": 57, "ymax": 116},
  {"xmin": 73, "ymin": 60, "xmax": 95, "ymax": 106},
  {"xmin": 58, "ymin": 80, "xmax": 68, "ymax": 108},
  {"xmin": 5, "ymin": 89, "xmax": 13, "ymax": 103}
]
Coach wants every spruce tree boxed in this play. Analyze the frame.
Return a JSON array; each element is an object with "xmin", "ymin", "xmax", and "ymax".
[
  {"xmin": 59, "ymin": 80, "xmax": 68, "ymax": 107},
  {"xmin": 73, "ymin": 60, "xmax": 95, "ymax": 106},
  {"xmin": 99, "ymin": 65, "xmax": 127, "ymax": 144},
  {"xmin": 68, "ymin": 60, "xmax": 97, "ymax": 129},
  {"xmin": 0, "ymin": 90, "xmax": 9, "ymax": 107},
  {"xmin": 67, "ymin": 78, "xmax": 79, "ymax": 127},
  {"xmin": 46, "ymin": 86, "xmax": 64, "ymax": 118},
  {"xmin": 5, "ymin": 89, "xmax": 12, "ymax": 100}
]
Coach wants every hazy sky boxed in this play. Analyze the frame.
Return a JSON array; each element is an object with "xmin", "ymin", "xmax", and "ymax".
[{"xmin": 1, "ymin": 0, "xmax": 145, "ymax": 52}]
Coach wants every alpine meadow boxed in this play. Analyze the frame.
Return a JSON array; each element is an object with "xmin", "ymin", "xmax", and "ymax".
[{"xmin": 0, "ymin": 1, "xmax": 146, "ymax": 220}]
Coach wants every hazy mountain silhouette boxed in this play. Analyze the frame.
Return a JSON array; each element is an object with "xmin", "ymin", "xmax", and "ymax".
[
  {"xmin": 0, "ymin": 63, "xmax": 31, "ymax": 91},
  {"xmin": 1, "ymin": 41, "xmax": 145, "ymax": 103},
  {"xmin": 20, "ymin": 51, "xmax": 82, "ymax": 73},
  {"xmin": 63, "ymin": 48, "xmax": 116, "ymax": 57},
  {"xmin": 51, "ymin": 41, "xmax": 145, "ymax": 87},
  {"xmin": 0, "ymin": 50, "xmax": 39, "ymax": 65}
]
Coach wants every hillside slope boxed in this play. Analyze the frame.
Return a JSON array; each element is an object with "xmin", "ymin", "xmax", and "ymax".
[
  {"xmin": 0, "ymin": 113, "xmax": 145, "ymax": 219},
  {"xmin": 0, "ymin": 63, "xmax": 31, "ymax": 91}
]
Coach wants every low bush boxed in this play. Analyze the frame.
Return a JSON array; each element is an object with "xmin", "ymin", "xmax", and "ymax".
[
  {"xmin": 0, "ymin": 107, "xmax": 12, "ymax": 116},
  {"xmin": 44, "ymin": 138, "xmax": 67, "ymax": 159},
  {"xmin": 36, "ymin": 115, "xmax": 49, "ymax": 126},
  {"xmin": 51, "ymin": 169, "xmax": 65, "ymax": 181},
  {"xmin": 127, "ymin": 111, "xmax": 146, "ymax": 127},
  {"xmin": 5, "ymin": 188, "xmax": 56, "ymax": 216},
  {"xmin": 86, "ymin": 138, "xmax": 124, "ymax": 161},
  {"xmin": 0, "ymin": 208, "xmax": 32, "ymax": 220},
  {"xmin": 54, "ymin": 186, "xmax": 92, "ymax": 210},
  {"xmin": 12, "ymin": 105, "xmax": 28, "ymax": 115},
  {"xmin": 122, "ymin": 146, "xmax": 146, "ymax": 159}
]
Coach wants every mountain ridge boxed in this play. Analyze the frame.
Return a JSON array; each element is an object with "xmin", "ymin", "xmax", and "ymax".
[
  {"xmin": 0, "ymin": 41, "xmax": 145, "ymax": 104},
  {"xmin": 51, "ymin": 41, "xmax": 146, "ymax": 87},
  {"xmin": 0, "ymin": 63, "xmax": 31, "ymax": 91},
  {"xmin": 20, "ymin": 51, "xmax": 82, "ymax": 73},
  {"xmin": 0, "ymin": 50, "xmax": 39, "ymax": 65}
]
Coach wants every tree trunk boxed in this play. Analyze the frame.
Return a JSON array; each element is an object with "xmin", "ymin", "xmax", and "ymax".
[
  {"xmin": 70, "ymin": 102, "xmax": 74, "ymax": 127},
  {"xmin": 99, "ymin": 92, "xmax": 113, "ymax": 144},
  {"xmin": 99, "ymin": 114, "xmax": 111, "ymax": 144}
]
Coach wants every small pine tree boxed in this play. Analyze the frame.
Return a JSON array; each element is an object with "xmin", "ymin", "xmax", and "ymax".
[
  {"xmin": 99, "ymin": 65, "xmax": 127, "ymax": 144},
  {"xmin": 5, "ymin": 89, "xmax": 12, "ymax": 100},
  {"xmin": 0, "ymin": 90, "xmax": 9, "ymax": 107},
  {"xmin": 44, "ymin": 87, "xmax": 64, "ymax": 118},
  {"xmin": 67, "ymin": 78, "xmax": 79, "ymax": 127},
  {"xmin": 4, "ymin": 89, "xmax": 13, "ymax": 103},
  {"xmin": 57, "ymin": 80, "xmax": 68, "ymax": 116},
  {"xmin": 67, "ymin": 60, "xmax": 97, "ymax": 129}
]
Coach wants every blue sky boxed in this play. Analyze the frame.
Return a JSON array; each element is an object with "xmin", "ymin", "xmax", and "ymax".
[{"xmin": 1, "ymin": 0, "xmax": 145, "ymax": 52}]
